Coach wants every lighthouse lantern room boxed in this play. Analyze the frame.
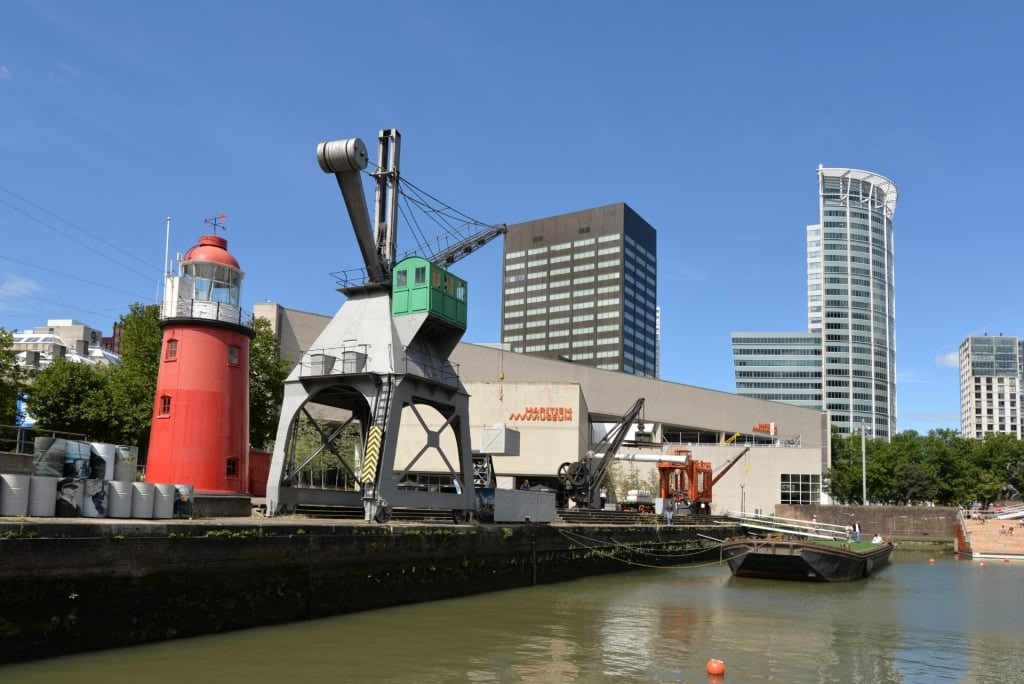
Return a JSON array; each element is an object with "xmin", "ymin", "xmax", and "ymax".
[{"xmin": 146, "ymin": 221, "xmax": 255, "ymax": 493}]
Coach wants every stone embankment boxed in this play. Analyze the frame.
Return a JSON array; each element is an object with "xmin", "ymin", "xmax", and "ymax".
[{"xmin": 0, "ymin": 515, "xmax": 732, "ymax": 666}]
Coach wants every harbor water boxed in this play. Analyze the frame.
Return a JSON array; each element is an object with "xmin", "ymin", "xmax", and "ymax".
[{"xmin": 2, "ymin": 549, "xmax": 1021, "ymax": 683}]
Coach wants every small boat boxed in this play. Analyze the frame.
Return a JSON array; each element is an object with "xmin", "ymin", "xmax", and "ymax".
[{"xmin": 721, "ymin": 537, "xmax": 894, "ymax": 582}]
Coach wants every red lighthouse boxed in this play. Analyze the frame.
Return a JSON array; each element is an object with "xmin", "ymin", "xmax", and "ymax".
[{"xmin": 146, "ymin": 222, "xmax": 254, "ymax": 493}]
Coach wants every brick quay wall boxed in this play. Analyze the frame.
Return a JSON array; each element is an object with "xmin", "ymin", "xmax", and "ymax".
[
  {"xmin": 775, "ymin": 504, "xmax": 959, "ymax": 541},
  {"xmin": 0, "ymin": 518, "xmax": 730, "ymax": 665}
]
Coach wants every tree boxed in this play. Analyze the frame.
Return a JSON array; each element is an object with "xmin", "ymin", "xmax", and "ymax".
[
  {"xmin": 25, "ymin": 359, "xmax": 110, "ymax": 438},
  {"xmin": 0, "ymin": 328, "xmax": 26, "ymax": 426},
  {"xmin": 105, "ymin": 304, "xmax": 162, "ymax": 448},
  {"xmin": 248, "ymin": 316, "xmax": 291, "ymax": 449},
  {"xmin": 824, "ymin": 426, "xmax": 861, "ymax": 504}
]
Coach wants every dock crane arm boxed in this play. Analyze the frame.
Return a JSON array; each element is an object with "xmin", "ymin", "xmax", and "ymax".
[
  {"xmin": 317, "ymin": 130, "xmax": 402, "ymax": 285},
  {"xmin": 558, "ymin": 397, "xmax": 646, "ymax": 509},
  {"xmin": 429, "ymin": 223, "xmax": 508, "ymax": 267},
  {"xmin": 712, "ymin": 447, "xmax": 750, "ymax": 486}
]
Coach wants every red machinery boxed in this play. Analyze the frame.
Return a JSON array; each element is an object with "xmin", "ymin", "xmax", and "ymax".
[{"xmin": 655, "ymin": 447, "xmax": 750, "ymax": 514}]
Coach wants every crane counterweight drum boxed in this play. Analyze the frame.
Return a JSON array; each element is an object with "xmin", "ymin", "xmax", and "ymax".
[{"xmin": 316, "ymin": 138, "xmax": 369, "ymax": 173}]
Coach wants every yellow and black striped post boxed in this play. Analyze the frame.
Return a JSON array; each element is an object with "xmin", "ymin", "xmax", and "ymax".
[{"xmin": 361, "ymin": 425, "xmax": 382, "ymax": 484}]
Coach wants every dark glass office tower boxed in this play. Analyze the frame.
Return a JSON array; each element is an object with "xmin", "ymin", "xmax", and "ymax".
[{"xmin": 501, "ymin": 203, "xmax": 658, "ymax": 377}]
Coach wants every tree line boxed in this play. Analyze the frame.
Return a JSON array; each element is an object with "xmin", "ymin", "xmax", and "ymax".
[
  {"xmin": 0, "ymin": 304, "xmax": 291, "ymax": 457},
  {"xmin": 827, "ymin": 428, "xmax": 1021, "ymax": 507}
]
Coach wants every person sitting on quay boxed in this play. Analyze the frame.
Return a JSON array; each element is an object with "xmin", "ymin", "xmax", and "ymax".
[{"xmin": 871, "ymin": 533, "xmax": 884, "ymax": 544}]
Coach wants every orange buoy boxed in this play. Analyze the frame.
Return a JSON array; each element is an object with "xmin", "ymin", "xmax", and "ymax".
[
  {"xmin": 980, "ymin": 561, "xmax": 986, "ymax": 567},
  {"xmin": 706, "ymin": 659, "xmax": 726, "ymax": 676},
  {"xmin": 1005, "ymin": 558, "xmax": 1011, "ymax": 563},
  {"xmin": 928, "ymin": 558, "xmax": 935, "ymax": 564}
]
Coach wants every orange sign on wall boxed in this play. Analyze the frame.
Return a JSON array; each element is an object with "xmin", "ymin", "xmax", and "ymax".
[
  {"xmin": 509, "ymin": 406, "xmax": 574, "ymax": 422},
  {"xmin": 752, "ymin": 422, "xmax": 777, "ymax": 435}
]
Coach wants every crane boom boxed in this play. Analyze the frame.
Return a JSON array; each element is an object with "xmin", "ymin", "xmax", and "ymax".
[
  {"xmin": 558, "ymin": 398, "xmax": 646, "ymax": 509},
  {"xmin": 429, "ymin": 223, "xmax": 508, "ymax": 267},
  {"xmin": 712, "ymin": 447, "xmax": 750, "ymax": 486}
]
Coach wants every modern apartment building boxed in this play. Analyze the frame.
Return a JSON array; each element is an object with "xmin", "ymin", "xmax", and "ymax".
[
  {"xmin": 959, "ymin": 335, "xmax": 1022, "ymax": 439},
  {"xmin": 500, "ymin": 202, "xmax": 658, "ymax": 377},
  {"xmin": 733, "ymin": 167, "xmax": 899, "ymax": 440}
]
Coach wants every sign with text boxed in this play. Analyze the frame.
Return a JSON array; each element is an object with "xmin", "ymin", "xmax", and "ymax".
[{"xmin": 509, "ymin": 406, "xmax": 574, "ymax": 422}]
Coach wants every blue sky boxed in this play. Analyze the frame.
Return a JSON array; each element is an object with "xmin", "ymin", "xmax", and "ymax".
[{"xmin": 1, "ymin": 1, "xmax": 1021, "ymax": 435}]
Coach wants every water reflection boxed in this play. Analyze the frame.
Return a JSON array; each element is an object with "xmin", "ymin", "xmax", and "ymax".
[{"xmin": 3, "ymin": 550, "xmax": 1024, "ymax": 683}]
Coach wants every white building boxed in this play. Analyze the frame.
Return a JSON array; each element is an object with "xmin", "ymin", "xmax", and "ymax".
[
  {"xmin": 733, "ymin": 167, "xmax": 899, "ymax": 440},
  {"xmin": 12, "ymin": 319, "xmax": 120, "ymax": 369},
  {"xmin": 959, "ymin": 335, "xmax": 1022, "ymax": 439}
]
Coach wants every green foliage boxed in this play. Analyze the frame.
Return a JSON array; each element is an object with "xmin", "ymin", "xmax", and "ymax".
[
  {"xmin": 25, "ymin": 359, "xmax": 110, "ymax": 438},
  {"xmin": 0, "ymin": 328, "xmax": 26, "ymax": 425},
  {"xmin": 104, "ymin": 304, "xmax": 162, "ymax": 446},
  {"xmin": 288, "ymin": 410, "xmax": 361, "ymax": 489},
  {"xmin": 608, "ymin": 461, "xmax": 658, "ymax": 500},
  {"xmin": 248, "ymin": 316, "xmax": 291, "ymax": 449},
  {"xmin": 827, "ymin": 427, "xmax": 1024, "ymax": 507}
]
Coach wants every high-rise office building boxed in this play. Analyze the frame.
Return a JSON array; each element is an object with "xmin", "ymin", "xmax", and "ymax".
[
  {"xmin": 959, "ymin": 335, "xmax": 1023, "ymax": 439},
  {"xmin": 731, "ymin": 332, "xmax": 822, "ymax": 410},
  {"xmin": 500, "ymin": 202, "xmax": 658, "ymax": 377},
  {"xmin": 733, "ymin": 167, "xmax": 899, "ymax": 439}
]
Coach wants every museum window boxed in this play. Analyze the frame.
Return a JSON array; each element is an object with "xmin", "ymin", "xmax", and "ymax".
[{"xmin": 780, "ymin": 473, "xmax": 820, "ymax": 505}]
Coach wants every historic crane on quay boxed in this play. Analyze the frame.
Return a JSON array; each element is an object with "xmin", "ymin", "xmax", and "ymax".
[{"xmin": 264, "ymin": 130, "xmax": 506, "ymax": 522}]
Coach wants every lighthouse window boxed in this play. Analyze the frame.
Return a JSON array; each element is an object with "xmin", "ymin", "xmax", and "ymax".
[
  {"xmin": 159, "ymin": 395, "xmax": 172, "ymax": 416},
  {"xmin": 226, "ymin": 458, "xmax": 239, "ymax": 478},
  {"xmin": 228, "ymin": 345, "xmax": 240, "ymax": 365},
  {"xmin": 166, "ymin": 339, "xmax": 178, "ymax": 360},
  {"xmin": 194, "ymin": 278, "xmax": 212, "ymax": 301}
]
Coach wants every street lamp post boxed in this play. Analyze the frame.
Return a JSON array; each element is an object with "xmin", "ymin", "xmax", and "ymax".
[{"xmin": 859, "ymin": 422, "xmax": 869, "ymax": 505}]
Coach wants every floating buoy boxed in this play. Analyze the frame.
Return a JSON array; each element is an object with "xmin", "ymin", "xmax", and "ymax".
[
  {"xmin": 1005, "ymin": 558, "xmax": 1011, "ymax": 563},
  {"xmin": 928, "ymin": 558, "xmax": 935, "ymax": 564},
  {"xmin": 980, "ymin": 561, "xmax": 986, "ymax": 567},
  {"xmin": 706, "ymin": 659, "xmax": 726, "ymax": 676}
]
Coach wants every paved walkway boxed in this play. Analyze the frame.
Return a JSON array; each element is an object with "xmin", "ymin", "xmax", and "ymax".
[{"xmin": 963, "ymin": 517, "xmax": 1024, "ymax": 559}]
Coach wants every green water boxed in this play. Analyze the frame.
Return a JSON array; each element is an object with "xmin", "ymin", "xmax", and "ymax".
[{"xmin": 2, "ymin": 550, "xmax": 1020, "ymax": 683}]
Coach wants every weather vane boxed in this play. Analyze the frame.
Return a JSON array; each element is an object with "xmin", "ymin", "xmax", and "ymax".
[{"xmin": 204, "ymin": 213, "xmax": 228, "ymax": 235}]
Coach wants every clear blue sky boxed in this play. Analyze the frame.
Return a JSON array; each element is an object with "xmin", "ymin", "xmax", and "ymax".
[{"xmin": 2, "ymin": 1, "xmax": 1022, "ymax": 436}]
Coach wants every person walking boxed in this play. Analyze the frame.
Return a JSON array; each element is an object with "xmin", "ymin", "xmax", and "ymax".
[
  {"xmin": 853, "ymin": 520, "xmax": 862, "ymax": 542},
  {"xmin": 664, "ymin": 495, "xmax": 676, "ymax": 526},
  {"xmin": 599, "ymin": 486, "xmax": 608, "ymax": 510}
]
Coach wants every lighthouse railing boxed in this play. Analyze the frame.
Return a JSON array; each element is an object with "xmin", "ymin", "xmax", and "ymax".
[{"xmin": 162, "ymin": 300, "xmax": 249, "ymax": 327}]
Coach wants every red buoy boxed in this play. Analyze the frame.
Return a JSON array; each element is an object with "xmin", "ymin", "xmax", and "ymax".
[
  {"xmin": 928, "ymin": 558, "xmax": 935, "ymax": 564},
  {"xmin": 706, "ymin": 659, "xmax": 726, "ymax": 676}
]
